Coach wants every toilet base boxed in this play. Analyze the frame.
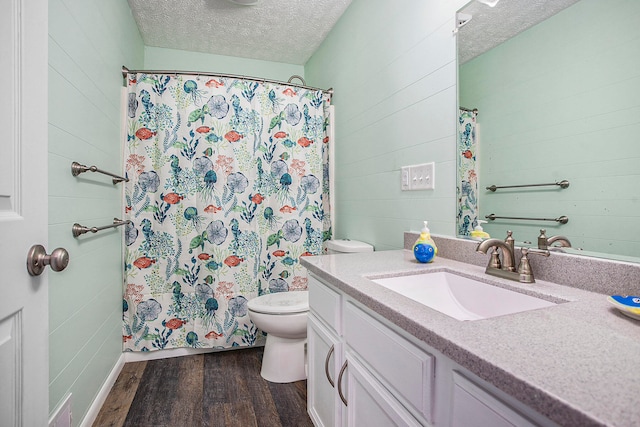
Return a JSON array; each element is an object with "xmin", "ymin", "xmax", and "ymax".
[{"xmin": 260, "ymin": 335, "xmax": 307, "ymax": 383}]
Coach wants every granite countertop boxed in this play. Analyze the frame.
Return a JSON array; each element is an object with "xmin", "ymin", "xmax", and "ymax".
[{"xmin": 301, "ymin": 250, "xmax": 640, "ymax": 427}]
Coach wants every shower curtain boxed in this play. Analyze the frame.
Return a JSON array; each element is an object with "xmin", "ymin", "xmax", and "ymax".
[
  {"xmin": 122, "ymin": 73, "xmax": 331, "ymax": 351},
  {"xmin": 457, "ymin": 108, "xmax": 478, "ymax": 236}
]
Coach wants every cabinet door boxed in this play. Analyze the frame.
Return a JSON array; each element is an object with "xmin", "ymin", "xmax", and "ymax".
[
  {"xmin": 344, "ymin": 302, "xmax": 434, "ymax": 422},
  {"xmin": 308, "ymin": 314, "xmax": 343, "ymax": 427},
  {"xmin": 344, "ymin": 354, "xmax": 423, "ymax": 427},
  {"xmin": 451, "ymin": 372, "xmax": 539, "ymax": 427}
]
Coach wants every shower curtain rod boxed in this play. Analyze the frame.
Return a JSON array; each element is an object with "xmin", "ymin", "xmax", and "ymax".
[
  {"xmin": 122, "ymin": 66, "xmax": 333, "ymax": 95},
  {"xmin": 460, "ymin": 107, "xmax": 478, "ymax": 114}
]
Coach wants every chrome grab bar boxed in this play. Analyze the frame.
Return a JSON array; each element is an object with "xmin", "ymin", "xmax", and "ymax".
[
  {"xmin": 486, "ymin": 214, "xmax": 569, "ymax": 224},
  {"xmin": 71, "ymin": 161, "xmax": 128, "ymax": 184},
  {"xmin": 486, "ymin": 180, "xmax": 569, "ymax": 192},
  {"xmin": 72, "ymin": 218, "xmax": 131, "ymax": 238}
]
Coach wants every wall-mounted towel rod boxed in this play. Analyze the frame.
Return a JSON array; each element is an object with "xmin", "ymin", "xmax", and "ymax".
[
  {"xmin": 72, "ymin": 218, "xmax": 131, "ymax": 238},
  {"xmin": 486, "ymin": 180, "xmax": 569, "ymax": 192},
  {"xmin": 71, "ymin": 161, "xmax": 128, "ymax": 184},
  {"xmin": 486, "ymin": 214, "xmax": 569, "ymax": 224}
]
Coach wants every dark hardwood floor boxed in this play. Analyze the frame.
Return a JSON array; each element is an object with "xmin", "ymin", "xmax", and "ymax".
[{"xmin": 93, "ymin": 347, "xmax": 313, "ymax": 427}]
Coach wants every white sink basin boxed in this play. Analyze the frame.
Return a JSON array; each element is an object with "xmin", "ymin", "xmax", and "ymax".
[{"xmin": 371, "ymin": 271, "xmax": 557, "ymax": 321}]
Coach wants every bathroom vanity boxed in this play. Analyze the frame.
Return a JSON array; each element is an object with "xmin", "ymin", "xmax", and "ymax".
[{"xmin": 302, "ymin": 244, "xmax": 640, "ymax": 427}]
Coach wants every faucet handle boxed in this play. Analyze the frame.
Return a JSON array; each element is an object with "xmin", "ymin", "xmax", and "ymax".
[
  {"xmin": 538, "ymin": 229, "xmax": 548, "ymax": 250},
  {"xmin": 517, "ymin": 247, "xmax": 550, "ymax": 283}
]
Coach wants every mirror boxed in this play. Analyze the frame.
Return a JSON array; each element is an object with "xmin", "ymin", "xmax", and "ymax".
[{"xmin": 456, "ymin": 0, "xmax": 640, "ymax": 263}]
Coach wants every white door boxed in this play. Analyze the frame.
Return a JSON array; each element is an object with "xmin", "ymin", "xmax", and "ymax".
[{"xmin": 0, "ymin": 0, "xmax": 52, "ymax": 425}]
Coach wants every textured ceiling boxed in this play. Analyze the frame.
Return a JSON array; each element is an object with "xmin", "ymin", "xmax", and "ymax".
[
  {"xmin": 458, "ymin": 0, "xmax": 581, "ymax": 64},
  {"xmin": 127, "ymin": 0, "xmax": 352, "ymax": 65}
]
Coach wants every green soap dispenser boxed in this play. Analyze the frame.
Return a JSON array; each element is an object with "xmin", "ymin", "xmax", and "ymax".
[{"xmin": 413, "ymin": 221, "xmax": 438, "ymax": 263}]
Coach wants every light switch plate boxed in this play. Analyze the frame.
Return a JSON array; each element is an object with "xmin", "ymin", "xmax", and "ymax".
[
  {"xmin": 401, "ymin": 163, "xmax": 435, "ymax": 191},
  {"xmin": 411, "ymin": 162, "xmax": 435, "ymax": 190}
]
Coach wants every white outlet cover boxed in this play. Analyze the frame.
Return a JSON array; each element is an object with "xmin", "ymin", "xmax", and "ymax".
[{"xmin": 401, "ymin": 166, "xmax": 410, "ymax": 191}]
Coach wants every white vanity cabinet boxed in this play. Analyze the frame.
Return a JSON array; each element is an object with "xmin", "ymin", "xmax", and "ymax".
[
  {"xmin": 308, "ymin": 273, "xmax": 558, "ymax": 427},
  {"xmin": 307, "ymin": 276, "xmax": 344, "ymax": 427},
  {"xmin": 308, "ymin": 275, "xmax": 432, "ymax": 426}
]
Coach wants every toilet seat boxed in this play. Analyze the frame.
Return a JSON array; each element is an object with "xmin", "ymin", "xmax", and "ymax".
[{"xmin": 247, "ymin": 291, "xmax": 309, "ymax": 315}]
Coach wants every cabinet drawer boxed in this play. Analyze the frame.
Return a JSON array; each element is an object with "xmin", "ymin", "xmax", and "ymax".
[
  {"xmin": 309, "ymin": 275, "xmax": 342, "ymax": 334},
  {"xmin": 344, "ymin": 302, "xmax": 434, "ymax": 422}
]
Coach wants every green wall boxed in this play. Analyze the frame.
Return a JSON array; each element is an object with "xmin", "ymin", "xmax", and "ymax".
[
  {"xmin": 144, "ymin": 46, "xmax": 304, "ymax": 82},
  {"xmin": 46, "ymin": 0, "xmax": 483, "ymax": 422},
  {"xmin": 48, "ymin": 5, "xmax": 308, "ymax": 424},
  {"xmin": 459, "ymin": 0, "xmax": 640, "ymax": 257},
  {"xmin": 48, "ymin": 0, "xmax": 143, "ymax": 423},
  {"xmin": 305, "ymin": 0, "xmax": 468, "ymax": 250}
]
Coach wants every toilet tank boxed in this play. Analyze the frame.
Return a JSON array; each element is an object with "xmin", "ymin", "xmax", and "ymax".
[{"xmin": 325, "ymin": 239, "xmax": 374, "ymax": 254}]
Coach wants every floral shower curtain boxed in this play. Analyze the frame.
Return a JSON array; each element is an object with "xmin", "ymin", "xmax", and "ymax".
[
  {"xmin": 457, "ymin": 108, "xmax": 478, "ymax": 236},
  {"xmin": 122, "ymin": 73, "xmax": 331, "ymax": 352}
]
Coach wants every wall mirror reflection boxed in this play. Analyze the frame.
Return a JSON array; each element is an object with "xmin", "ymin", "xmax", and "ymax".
[{"xmin": 456, "ymin": 0, "xmax": 640, "ymax": 262}]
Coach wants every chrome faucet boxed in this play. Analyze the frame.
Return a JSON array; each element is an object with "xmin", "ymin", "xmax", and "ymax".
[
  {"xmin": 538, "ymin": 229, "xmax": 572, "ymax": 250},
  {"xmin": 477, "ymin": 231, "xmax": 550, "ymax": 283}
]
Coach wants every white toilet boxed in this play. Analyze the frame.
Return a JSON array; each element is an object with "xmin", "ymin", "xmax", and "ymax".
[
  {"xmin": 248, "ymin": 239, "xmax": 373, "ymax": 383},
  {"xmin": 248, "ymin": 290, "xmax": 310, "ymax": 383}
]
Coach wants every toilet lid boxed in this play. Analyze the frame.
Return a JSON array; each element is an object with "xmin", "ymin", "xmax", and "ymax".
[
  {"xmin": 248, "ymin": 290, "xmax": 309, "ymax": 314},
  {"xmin": 325, "ymin": 239, "xmax": 373, "ymax": 253}
]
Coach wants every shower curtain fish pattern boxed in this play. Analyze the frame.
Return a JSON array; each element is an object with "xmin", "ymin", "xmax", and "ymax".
[
  {"xmin": 457, "ymin": 109, "xmax": 478, "ymax": 236},
  {"xmin": 122, "ymin": 74, "xmax": 331, "ymax": 351}
]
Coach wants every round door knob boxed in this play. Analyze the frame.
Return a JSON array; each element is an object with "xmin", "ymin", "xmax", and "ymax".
[{"xmin": 26, "ymin": 245, "xmax": 70, "ymax": 276}]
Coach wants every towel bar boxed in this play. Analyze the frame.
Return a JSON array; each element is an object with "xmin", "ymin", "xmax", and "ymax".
[
  {"xmin": 71, "ymin": 161, "xmax": 128, "ymax": 184},
  {"xmin": 72, "ymin": 218, "xmax": 131, "ymax": 237}
]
